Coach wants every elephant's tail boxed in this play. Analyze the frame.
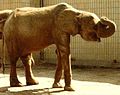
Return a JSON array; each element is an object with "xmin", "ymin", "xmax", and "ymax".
[{"xmin": 1, "ymin": 34, "xmax": 5, "ymax": 74}]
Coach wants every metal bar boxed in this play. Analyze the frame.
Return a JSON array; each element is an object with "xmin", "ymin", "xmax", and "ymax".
[
  {"xmin": 39, "ymin": 0, "xmax": 45, "ymax": 61},
  {"xmin": 40, "ymin": 0, "xmax": 44, "ymax": 7},
  {"xmin": 2, "ymin": 35, "xmax": 5, "ymax": 74}
]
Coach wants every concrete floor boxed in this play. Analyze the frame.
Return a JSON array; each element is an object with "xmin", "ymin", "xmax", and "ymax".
[{"xmin": 1, "ymin": 64, "xmax": 120, "ymax": 95}]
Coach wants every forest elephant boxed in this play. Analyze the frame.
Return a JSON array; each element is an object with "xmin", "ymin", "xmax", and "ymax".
[{"xmin": 3, "ymin": 3, "xmax": 116, "ymax": 91}]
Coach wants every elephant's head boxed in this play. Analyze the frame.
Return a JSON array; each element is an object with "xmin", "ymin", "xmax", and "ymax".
[{"xmin": 76, "ymin": 12, "xmax": 116, "ymax": 42}]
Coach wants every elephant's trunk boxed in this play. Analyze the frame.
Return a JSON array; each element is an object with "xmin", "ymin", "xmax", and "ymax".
[{"xmin": 97, "ymin": 17, "xmax": 116, "ymax": 38}]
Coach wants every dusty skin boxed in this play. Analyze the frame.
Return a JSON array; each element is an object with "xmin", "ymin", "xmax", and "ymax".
[{"xmin": 3, "ymin": 3, "xmax": 116, "ymax": 91}]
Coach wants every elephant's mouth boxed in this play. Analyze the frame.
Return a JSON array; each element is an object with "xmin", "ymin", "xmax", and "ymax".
[
  {"xmin": 95, "ymin": 33, "xmax": 101, "ymax": 42},
  {"xmin": 80, "ymin": 31, "xmax": 101, "ymax": 42},
  {"xmin": 97, "ymin": 38, "xmax": 101, "ymax": 42},
  {"xmin": 96, "ymin": 32, "xmax": 101, "ymax": 42},
  {"xmin": 88, "ymin": 32, "xmax": 101, "ymax": 42}
]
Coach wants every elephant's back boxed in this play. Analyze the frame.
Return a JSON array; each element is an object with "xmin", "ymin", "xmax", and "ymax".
[{"xmin": 3, "ymin": 7, "xmax": 54, "ymax": 52}]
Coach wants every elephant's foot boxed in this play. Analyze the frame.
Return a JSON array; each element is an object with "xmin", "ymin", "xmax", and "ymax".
[
  {"xmin": 64, "ymin": 86, "xmax": 75, "ymax": 91},
  {"xmin": 10, "ymin": 76, "xmax": 23, "ymax": 87},
  {"xmin": 11, "ymin": 82, "xmax": 23, "ymax": 87},
  {"xmin": 26, "ymin": 78, "xmax": 39, "ymax": 85},
  {"xmin": 52, "ymin": 82, "xmax": 63, "ymax": 88}
]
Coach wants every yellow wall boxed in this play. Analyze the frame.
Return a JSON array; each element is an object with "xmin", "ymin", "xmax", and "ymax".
[{"xmin": 0, "ymin": 0, "xmax": 31, "ymax": 10}]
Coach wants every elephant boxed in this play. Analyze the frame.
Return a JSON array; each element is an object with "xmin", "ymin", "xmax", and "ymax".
[
  {"xmin": 0, "ymin": 10, "xmax": 12, "ymax": 39},
  {"xmin": 3, "ymin": 3, "xmax": 116, "ymax": 91}
]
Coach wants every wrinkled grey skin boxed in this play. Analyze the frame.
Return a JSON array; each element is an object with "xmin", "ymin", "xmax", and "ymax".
[
  {"xmin": 0, "ymin": 10, "xmax": 12, "ymax": 39},
  {"xmin": 3, "ymin": 3, "xmax": 116, "ymax": 91}
]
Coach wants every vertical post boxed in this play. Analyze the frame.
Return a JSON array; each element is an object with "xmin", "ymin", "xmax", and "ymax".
[
  {"xmin": 30, "ymin": 0, "xmax": 45, "ymax": 61},
  {"xmin": 40, "ymin": 0, "xmax": 44, "ymax": 7},
  {"xmin": 2, "ymin": 35, "xmax": 5, "ymax": 74},
  {"xmin": 39, "ymin": 0, "xmax": 44, "ymax": 61}
]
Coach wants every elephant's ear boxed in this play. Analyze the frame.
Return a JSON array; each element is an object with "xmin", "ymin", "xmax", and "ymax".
[
  {"xmin": 76, "ymin": 13, "xmax": 94, "ymax": 27},
  {"xmin": 55, "ymin": 9, "xmax": 80, "ymax": 36}
]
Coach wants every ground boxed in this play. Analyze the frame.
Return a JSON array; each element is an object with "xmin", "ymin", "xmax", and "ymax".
[{"xmin": 1, "ymin": 63, "xmax": 120, "ymax": 95}]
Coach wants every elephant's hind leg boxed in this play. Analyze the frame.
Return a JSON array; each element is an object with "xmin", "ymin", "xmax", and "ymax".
[
  {"xmin": 20, "ymin": 53, "xmax": 39, "ymax": 85},
  {"xmin": 10, "ymin": 56, "xmax": 23, "ymax": 87},
  {"xmin": 6, "ymin": 39, "xmax": 22, "ymax": 87}
]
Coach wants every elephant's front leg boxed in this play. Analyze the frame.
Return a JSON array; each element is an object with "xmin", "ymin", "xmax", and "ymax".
[
  {"xmin": 54, "ymin": 33, "xmax": 74, "ymax": 91},
  {"xmin": 61, "ymin": 50, "xmax": 74, "ymax": 91},
  {"xmin": 20, "ymin": 53, "xmax": 38, "ymax": 85},
  {"xmin": 52, "ymin": 49, "xmax": 63, "ymax": 88}
]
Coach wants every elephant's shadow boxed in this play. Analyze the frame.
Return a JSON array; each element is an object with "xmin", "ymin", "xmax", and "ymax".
[
  {"xmin": 72, "ymin": 66, "xmax": 120, "ymax": 86},
  {"xmin": 0, "ymin": 86, "xmax": 64, "ymax": 95},
  {"xmin": 0, "ymin": 86, "xmax": 9, "ymax": 93}
]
